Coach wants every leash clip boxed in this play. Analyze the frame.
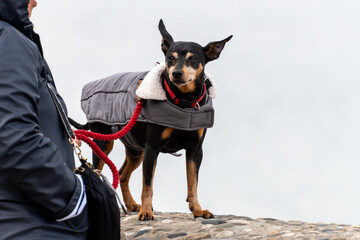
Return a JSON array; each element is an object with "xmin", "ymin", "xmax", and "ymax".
[
  {"xmin": 69, "ymin": 135, "xmax": 87, "ymax": 161},
  {"xmin": 69, "ymin": 135, "xmax": 77, "ymax": 146},
  {"xmin": 71, "ymin": 139, "xmax": 87, "ymax": 162}
]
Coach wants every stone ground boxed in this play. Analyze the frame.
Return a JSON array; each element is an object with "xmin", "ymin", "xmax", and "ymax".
[{"xmin": 121, "ymin": 211, "xmax": 360, "ymax": 239}]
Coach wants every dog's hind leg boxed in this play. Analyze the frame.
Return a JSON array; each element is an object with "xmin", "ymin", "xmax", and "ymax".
[
  {"xmin": 92, "ymin": 140, "xmax": 114, "ymax": 171},
  {"xmin": 87, "ymin": 123, "xmax": 114, "ymax": 170},
  {"xmin": 119, "ymin": 145, "xmax": 144, "ymax": 212}
]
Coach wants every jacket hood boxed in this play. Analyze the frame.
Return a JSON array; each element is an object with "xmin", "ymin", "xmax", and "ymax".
[
  {"xmin": 0, "ymin": 0, "xmax": 32, "ymax": 35},
  {"xmin": 0, "ymin": 0, "xmax": 43, "ymax": 56}
]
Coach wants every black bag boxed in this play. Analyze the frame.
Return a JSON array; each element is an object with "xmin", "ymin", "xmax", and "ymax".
[
  {"xmin": 46, "ymin": 75, "xmax": 121, "ymax": 240},
  {"xmin": 75, "ymin": 161, "xmax": 120, "ymax": 240}
]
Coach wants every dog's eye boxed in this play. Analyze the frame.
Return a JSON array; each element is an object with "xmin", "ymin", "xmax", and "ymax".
[
  {"xmin": 188, "ymin": 56, "xmax": 197, "ymax": 62},
  {"xmin": 187, "ymin": 56, "xmax": 197, "ymax": 65},
  {"xmin": 167, "ymin": 56, "xmax": 175, "ymax": 61}
]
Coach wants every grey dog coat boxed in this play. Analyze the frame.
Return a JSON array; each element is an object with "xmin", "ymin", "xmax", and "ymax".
[{"xmin": 80, "ymin": 63, "xmax": 216, "ymax": 149}]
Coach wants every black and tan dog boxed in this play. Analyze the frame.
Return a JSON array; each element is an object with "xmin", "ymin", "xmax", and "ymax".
[{"xmin": 71, "ymin": 20, "xmax": 231, "ymax": 220}]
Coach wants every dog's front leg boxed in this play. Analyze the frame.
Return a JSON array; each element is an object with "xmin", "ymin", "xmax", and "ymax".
[
  {"xmin": 138, "ymin": 146, "xmax": 159, "ymax": 221},
  {"xmin": 186, "ymin": 147, "xmax": 214, "ymax": 219}
]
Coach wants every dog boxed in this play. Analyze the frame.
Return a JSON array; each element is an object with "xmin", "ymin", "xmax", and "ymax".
[{"xmin": 70, "ymin": 19, "xmax": 232, "ymax": 220}]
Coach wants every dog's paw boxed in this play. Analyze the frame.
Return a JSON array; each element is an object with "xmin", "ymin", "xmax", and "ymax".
[
  {"xmin": 193, "ymin": 209, "xmax": 214, "ymax": 219},
  {"xmin": 138, "ymin": 210, "xmax": 154, "ymax": 221},
  {"xmin": 126, "ymin": 203, "xmax": 141, "ymax": 212}
]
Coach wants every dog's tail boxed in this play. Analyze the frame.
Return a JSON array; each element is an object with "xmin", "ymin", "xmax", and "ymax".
[{"xmin": 68, "ymin": 117, "xmax": 90, "ymax": 130}]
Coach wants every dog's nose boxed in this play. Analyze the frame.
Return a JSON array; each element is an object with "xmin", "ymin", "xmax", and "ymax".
[{"xmin": 172, "ymin": 70, "xmax": 183, "ymax": 79}]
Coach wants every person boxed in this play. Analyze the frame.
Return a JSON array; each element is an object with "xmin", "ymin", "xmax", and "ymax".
[{"xmin": 0, "ymin": 0, "xmax": 88, "ymax": 239}]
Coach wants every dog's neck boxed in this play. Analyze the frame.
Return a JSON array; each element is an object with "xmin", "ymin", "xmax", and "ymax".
[
  {"xmin": 163, "ymin": 72, "xmax": 205, "ymax": 102},
  {"xmin": 135, "ymin": 63, "xmax": 216, "ymax": 102}
]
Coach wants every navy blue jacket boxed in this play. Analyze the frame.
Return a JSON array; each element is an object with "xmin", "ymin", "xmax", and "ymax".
[{"xmin": 0, "ymin": 1, "xmax": 88, "ymax": 239}]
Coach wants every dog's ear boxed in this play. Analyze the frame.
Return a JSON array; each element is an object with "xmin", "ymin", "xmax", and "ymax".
[
  {"xmin": 158, "ymin": 19, "xmax": 174, "ymax": 55},
  {"xmin": 203, "ymin": 35, "xmax": 233, "ymax": 63}
]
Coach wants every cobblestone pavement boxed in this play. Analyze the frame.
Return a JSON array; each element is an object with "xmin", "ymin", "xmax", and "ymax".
[{"xmin": 121, "ymin": 212, "xmax": 360, "ymax": 239}]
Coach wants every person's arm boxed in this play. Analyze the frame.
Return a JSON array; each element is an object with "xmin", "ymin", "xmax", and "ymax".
[{"xmin": 0, "ymin": 27, "xmax": 85, "ymax": 220}]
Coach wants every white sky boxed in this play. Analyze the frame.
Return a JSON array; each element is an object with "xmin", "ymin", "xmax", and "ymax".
[{"xmin": 32, "ymin": 0, "xmax": 360, "ymax": 225}]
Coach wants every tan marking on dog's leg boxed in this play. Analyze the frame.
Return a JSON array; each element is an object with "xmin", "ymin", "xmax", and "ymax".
[
  {"xmin": 186, "ymin": 161, "xmax": 201, "ymax": 213},
  {"xmin": 161, "ymin": 127, "xmax": 173, "ymax": 140},
  {"xmin": 186, "ymin": 160, "xmax": 213, "ymax": 218},
  {"xmin": 119, "ymin": 150, "xmax": 143, "ymax": 212},
  {"xmin": 197, "ymin": 128, "xmax": 205, "ymax": 139},
  {"xmin": 139, "ymin": 159, "xmax": 157, "ymax": 220},
  {"xmin": 138, "ymin": 182, "xmax": 154, "ymax": 220},
  {"xmin": 96, "ymin": 160, "xmax": 105, "ymax": 171},
  {"xmin": 96, "ymin": 141, "xmax": 114, "ymax": 171},
  {"xmin": 103, "ymin": 141, "xmax": 114, "ymax": 155}
]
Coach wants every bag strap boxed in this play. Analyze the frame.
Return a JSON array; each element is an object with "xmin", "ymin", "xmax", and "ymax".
[
  {"xmin": 45, "ymin": 74, "xmax": 75, "ymax": 140},
  {"xmin": 45, "ymin": 74, "xmax": 88, "ymax": 166}
]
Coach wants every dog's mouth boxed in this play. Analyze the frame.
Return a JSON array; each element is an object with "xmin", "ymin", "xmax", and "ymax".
[
  {"xmin": 170, "ymin": 77, "xmax": 195, "ymax": 86},
  {"xmin": 171, "ymin": 79, "xmax": 188, "ymax": 86},
  {"xmin": 170, "ymin": 78, "xmax": 197, "ymax": 93}
]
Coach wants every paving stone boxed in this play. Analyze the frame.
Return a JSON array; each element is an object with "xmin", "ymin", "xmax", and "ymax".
[
  {"xmin": 168, "ymin": 232, "xmax": 187, "ymax": 238},
  {"xmin": 201, "ymin": 224, "xmax": 214, "ymax": 230},
  {"xmin": 139, "ymin": 226, "xmax": 153, "ymax": 231},
  {"xmin": 282, "ymin": 232, "xmax": 295, "ymax": 237},
  {"xmin": 124, "ymin": 231, "xmax": 135, "ymax": 237},
  {"xmin": 316, "ymin": 223, "xmax": 330, "ymax": 227},
  {"xmin": 201, "ymin": 218, "xmax": 227, "ymax": 225},
  {"xmin": 161, "ymin": 219, "xmax": 173, "ymax": 224},
  {"xmin": 228, "ymin": 219, "xmax": 250, "ymax": 225},
  {"xmin": 187, "ymin": 232, "xmax": 211, "ymax": 239},
  {"xmin": 266, "ymin": 225, "xmax": 282, "ymax": 231},
  {"xmin": 214, "ymin": 230, "xmax": 234, "ymax": 238},
  {"xmin": 288, "ymin": 220, "xmax": 305, "ymax": 226},
  {"xmin": 259, "ymin": 217, "xmax": 278, "ymax": 222},
  {"xmin": 133, "ymin": 230, "xmax": 150, "ymax": 238}
]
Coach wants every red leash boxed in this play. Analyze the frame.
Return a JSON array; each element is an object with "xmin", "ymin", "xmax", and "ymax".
[{"xmin": 74, "ymin": 100, "xmax": 144, "ymax": 189}]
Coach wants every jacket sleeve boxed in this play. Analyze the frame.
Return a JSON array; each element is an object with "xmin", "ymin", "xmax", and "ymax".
[{"xmin": 0, "ymin": 26, "xmax": 85, "ymax": 220}]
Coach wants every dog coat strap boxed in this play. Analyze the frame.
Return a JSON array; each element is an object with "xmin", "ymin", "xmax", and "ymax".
[{"xmin": 205, "ymin": 79, "xmax": 212, "ymax": 89}]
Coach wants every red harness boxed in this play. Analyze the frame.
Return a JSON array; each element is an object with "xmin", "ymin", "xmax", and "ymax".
[{"xmin": 163, "ymin": 77, "xmax": 206, "ymax": 109}]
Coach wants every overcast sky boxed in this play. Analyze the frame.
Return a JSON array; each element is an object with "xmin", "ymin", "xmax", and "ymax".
[{"xmin": 32, "ymin": 0, "xmax": 360, "ymax": 225}]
